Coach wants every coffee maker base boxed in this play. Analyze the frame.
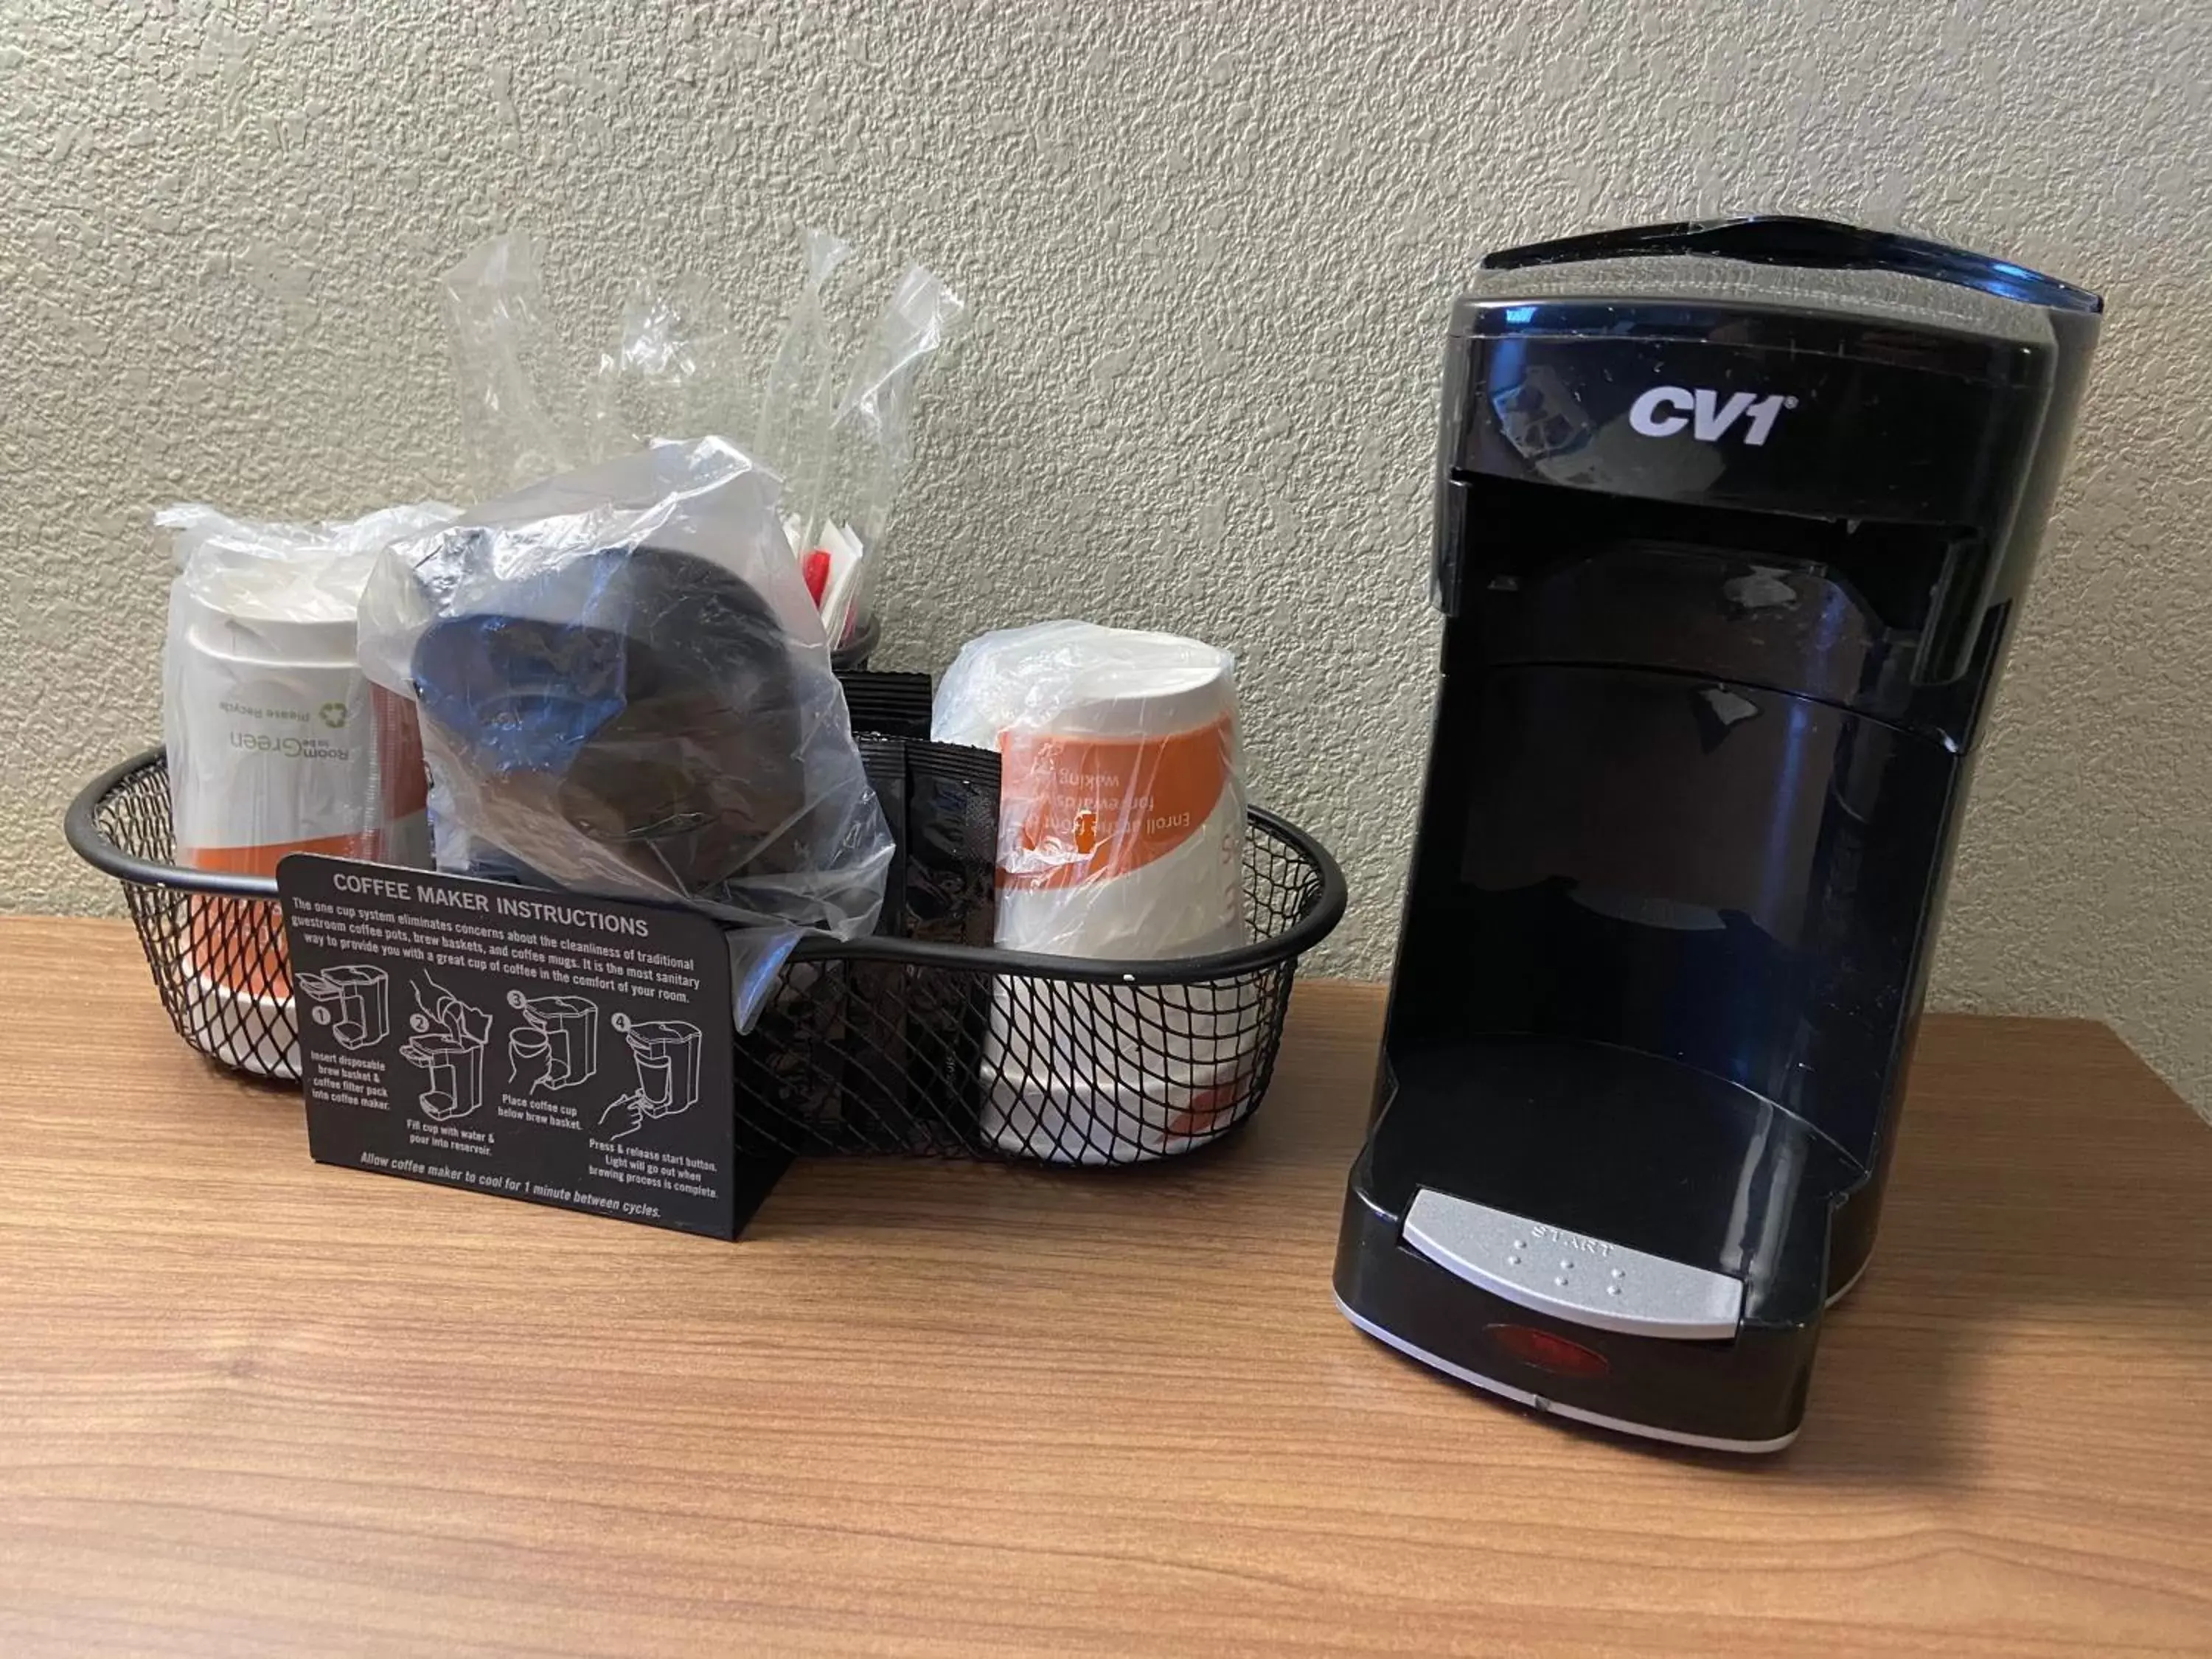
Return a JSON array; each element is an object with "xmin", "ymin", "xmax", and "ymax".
[
  {"xmin": 1333, "ymin": 1035, "xmax": 1861, "ymax": 1450},
  {"xmin": 1334, "ymin": 1294, "xmax": 1801, "ymax": 1454}
]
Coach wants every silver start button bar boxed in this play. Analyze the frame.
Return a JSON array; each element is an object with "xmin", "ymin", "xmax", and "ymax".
[{"xmin": 1402, "ymin": 1188, "xmax": 1744, "ymax": 1340}]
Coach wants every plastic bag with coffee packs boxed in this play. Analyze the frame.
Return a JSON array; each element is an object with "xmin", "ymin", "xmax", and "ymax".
[{"xmin": 356, "ymin": 437, "xmax": 894, "ymax": 952}]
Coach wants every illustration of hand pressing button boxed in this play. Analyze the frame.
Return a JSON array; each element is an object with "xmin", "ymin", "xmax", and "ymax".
[{"xmin": 595, "ymin": 1015, "xmax": 704, "ymax": 1141}]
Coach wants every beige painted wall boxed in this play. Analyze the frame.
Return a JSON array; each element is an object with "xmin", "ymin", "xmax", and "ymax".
[{"xmin": 2, "ymin": 1, "xmax": 2207, "ymax": 1106}]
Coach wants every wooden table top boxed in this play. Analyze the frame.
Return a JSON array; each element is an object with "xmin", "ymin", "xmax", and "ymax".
[{"xmin": 3, "ymin": 915, "xmax": 2210, "ymax": 1657}]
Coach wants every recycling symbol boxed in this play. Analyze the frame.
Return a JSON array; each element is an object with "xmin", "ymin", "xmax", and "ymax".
[{"xmin": 319, "ymin": 701, "xmax": 349, "ymax": 729}]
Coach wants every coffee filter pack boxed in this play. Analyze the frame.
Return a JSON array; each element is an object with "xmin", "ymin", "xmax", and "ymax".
[
  {"xmin": 355, "ymin": 435, "xmax": 894, "ymax": 947},
  {"xmin": 366, "ymin": 226, "xmax": 969, "ymax": 978}
]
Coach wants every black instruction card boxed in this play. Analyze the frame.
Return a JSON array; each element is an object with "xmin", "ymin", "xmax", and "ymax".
[{"xmin": 279, "ymin": 855, "xmax": 740, "ymax": 1238}]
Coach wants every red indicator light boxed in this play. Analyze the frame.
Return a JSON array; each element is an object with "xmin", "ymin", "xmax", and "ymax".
[{"xmin": 1486, "ymin": 1323, "xmax": 1611, "ymax": 1378}]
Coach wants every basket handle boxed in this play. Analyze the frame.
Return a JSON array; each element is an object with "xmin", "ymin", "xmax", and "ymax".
[
  {"xmin": 65, "ymin": 748, "xmax": 1352, "ymax": 977},
  {"xmin": 63, "ymin": 746, "xmax": 282, "ymax": 900},
  {"xmin": 785, "ymin": 804, "xmax": 1349, "ymax": 985}
]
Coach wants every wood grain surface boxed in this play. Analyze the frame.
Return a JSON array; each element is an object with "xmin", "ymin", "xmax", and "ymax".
[{"xmin": 1, "ymin": 916, "xmax": 2209, "ymax": 1657}]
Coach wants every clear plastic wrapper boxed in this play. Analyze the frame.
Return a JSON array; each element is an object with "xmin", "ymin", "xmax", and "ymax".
[
  {"xmin": 792, "ymin": 261, "xmax": 968, "ymax": 650},
  {"xmin": 585, "ymin": 274, "xmax": 747, "ymax": 458},
  {"xmin": 833, "ymin": 265, "xmax": 968, "ymax": 552},
  {"xmin": 810, "ymin": 264, "xmax": 964, "ymax": 641},
  {"xmin": 933, "ymin": 620, "xmax": 1256, "ymax": 1162},
  {"xmin": 440, "ymin": 233, "xmax": 585, "ymax": 499},
  {"xmin": 754, "ymin": 229, "xmax": 852, "ymax": 493},
  {"xmin": 163, "ymin": 500, "xmax": 455, "ymax": 880},
  {"xmin": 357, "ymin": 437, "xmax": 894, "ymax": 949},
  {"xmin": 933, "ymin": 620, "xmax": 1246, "ymax": 959},
  {"xmin": 440, "ymin": 227, "xmax": 969, "ymax": 658}
]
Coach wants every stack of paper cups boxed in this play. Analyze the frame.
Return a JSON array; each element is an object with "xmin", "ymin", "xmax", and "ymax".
[
  {"xmin": 165, "ymin": 570, "xmax": 430, "ymax": 1074},
  {"xmin": 936, "ymin": 623, "xmax": 1262, "ymax": 1161}
]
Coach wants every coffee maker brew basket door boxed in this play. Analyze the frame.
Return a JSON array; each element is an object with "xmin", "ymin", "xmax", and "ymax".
[{"xmin": 1390, "ymin": 659, "xmax": 1956, "ymax": 1178}]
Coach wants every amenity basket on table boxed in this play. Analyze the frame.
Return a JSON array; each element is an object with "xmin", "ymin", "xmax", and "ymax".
[{"xmin": 67, "ymin": 748, "xmax": 1346, "ymax": 1165}]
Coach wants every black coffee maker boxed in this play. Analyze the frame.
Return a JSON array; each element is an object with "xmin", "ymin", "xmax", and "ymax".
[{"xmin": 1334, "ymin": 218, "xmax": 2101, "ymax": 1450}]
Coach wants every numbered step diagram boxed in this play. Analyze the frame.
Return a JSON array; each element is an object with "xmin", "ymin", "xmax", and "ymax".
[
  {"xmin": 507, "ymin": 990, "xmax": 599, "ymax": 1091},
  {"xmin": 599, "ymin": 1016, "xmax": 704, "ymax": 1142},
  {"xmin": 400, "ymin": 974, "xmax": 493, "ymax": 1123},
  {"xmin": 282, "ymin": 856, "xmax": 745, "ymax": 1237},
  {"xmin": 296, "ymin": 966, "xmax": 389, "ymax": 1051}
]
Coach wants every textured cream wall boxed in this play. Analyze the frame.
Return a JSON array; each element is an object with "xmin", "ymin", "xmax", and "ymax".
[{"xmin": 2, "ymin": 1, "xmax": 2207, "ymax": 1105}]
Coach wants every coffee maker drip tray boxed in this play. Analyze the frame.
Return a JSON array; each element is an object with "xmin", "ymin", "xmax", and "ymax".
[{"xmin": 1335, "ymin": 1036, "xmax": 1867, "ymax": 1448}]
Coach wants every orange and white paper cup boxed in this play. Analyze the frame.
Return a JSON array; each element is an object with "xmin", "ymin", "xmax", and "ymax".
[{"xmin": 939, "ymin": 625, "xmax": 1258, "ymax": 1161}]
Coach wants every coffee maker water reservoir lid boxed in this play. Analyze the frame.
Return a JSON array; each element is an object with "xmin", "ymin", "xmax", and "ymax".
[
  {"xmin": 1455, "ymin": 218, "xmax": 2063, "ymax": 366},
  {"xmin": 1478, "ymin": 215, "xmax": 2099, "ymax": 314}
]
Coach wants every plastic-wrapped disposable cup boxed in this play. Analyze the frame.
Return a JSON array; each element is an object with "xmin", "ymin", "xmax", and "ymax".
[
  {"xmin": 981, "ymin": 995, "xmax": 1266, "ymax": 1164},
  {"xmin": 184, "ymin": 967, "xmax": 299, "ymax": 1080},
  {"xmin": 980, "ymin": 634, "xmax": 1259, "ymax": 1158},
  {"xmin": 992, "ymin": 648, "xmax": 1243, "ymax": 961},
  {"xmin": 169, "ymin": 586, "xmax": 428, "ymax": 1004}
]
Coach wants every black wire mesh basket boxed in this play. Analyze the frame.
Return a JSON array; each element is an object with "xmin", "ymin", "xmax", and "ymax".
[{"xmin": 67, "ymin": 748, "xmax": 1346, "ymax": 1165}]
